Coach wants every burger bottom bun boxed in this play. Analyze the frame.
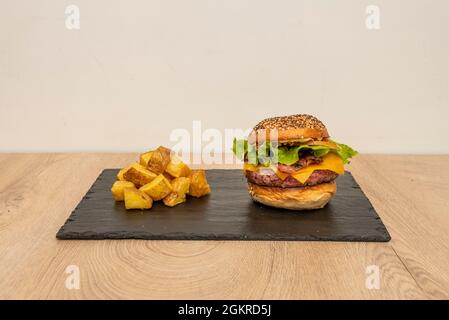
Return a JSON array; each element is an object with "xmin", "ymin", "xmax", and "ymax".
[{"xmin": 248, "ymin": 181, "xmax": 336, "ymax": 211}]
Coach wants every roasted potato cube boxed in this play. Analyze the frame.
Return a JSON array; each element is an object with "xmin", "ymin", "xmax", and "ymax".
[
  {"xmin": 162, "ymin": 177, "xmax": 191, "ymax": 207},
  {"xmin": 146, "ymin": 146, "xmax": 171, "ymax": 174},
  {"xmin": 139, "ymin": 174, "xmax": 173, "ymax": 201},
  {"xmin": 139, "ymin": 151, "xmax": 154, "ymax": 167},
  {"xmin": 123, "ymin": 163, "xmax": 157, "ymax": 187},
  {"xmin": 117, "ymin": 164, "xmax": 133, "ymax": 181},
  {"xmin": 165, "ymin": 156, "xmax": 191, "ymax": 178},
  {"xmin": 111, "ymin": 181, "xmax": 135, "ymax": 201},
  {"xmin": 171, "ymin": 177, "xmax": 190, "ymax": 195},
  {"xmin": 163, "ymin": 192, "xmax": 186, "ymax": 207},
  {"xmin": 188, "ymin": 170, "xmax": 211, "ymax": 198},
  {"xmin": 163, "ymin": 172, "xmax": 174, "ymax": 182},
  {"xmin": 158, "ymin": 145, "xmax": 172, "ymax": 157},
  {"xmin": 124, "ymin": 187, "xmax": 153, "ymax": 210}
]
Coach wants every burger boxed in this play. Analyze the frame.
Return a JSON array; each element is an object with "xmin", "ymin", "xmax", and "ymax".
[{"xmin": 232, "ymin": 114, "xmax": 358, "ymax": 210}]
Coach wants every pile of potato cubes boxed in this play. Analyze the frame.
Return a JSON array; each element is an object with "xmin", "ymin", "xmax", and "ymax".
[{"xmin": 111, "ymin": 146, "xmax": 211, "ymax": 210}]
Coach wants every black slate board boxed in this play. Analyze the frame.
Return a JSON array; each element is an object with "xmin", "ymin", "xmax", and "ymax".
[{"xmin": 56, "ymin": 169, "xmax": 390, "ymax": 242}]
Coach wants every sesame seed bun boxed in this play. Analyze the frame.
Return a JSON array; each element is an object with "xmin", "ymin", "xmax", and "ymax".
[
  {"xmin": 248, "ymin": 181, "xmax": 336, "ymax": 210},
  {"xmin": 248, "ymin": 114, "xmax": 329, "ymax": 145}
]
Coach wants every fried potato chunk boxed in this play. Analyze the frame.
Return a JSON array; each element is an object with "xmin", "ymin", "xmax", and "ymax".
[
  {"xmin": 165, "ymin": 155, "xmax": 191, "ymax": 178},
  {"xmin": 111, "ymin": 181, "xmax": 135, "ymax": 201},
  {"xmin": 139, "ymin": 151, "xmax": 154, "ymax": 167},
  {"xmin": 117, "ymin": 164, "xmax": 133, "ymax": 181},
  {"xmin": 123, "ymin": 163, "xmax": 157, "ymax": 187},
  {"xmin": 188, "ymin": 170, "xmax": 211, "ymax": 198},
  {"xmin": 139, "ymin": 174, "xmax": 173, "ymax": 201},
  {"xmin": 124, "ymin": 187, "xmax": 153, "ymax": 210},
  {"xmin": 163, "ymin": 172, "xmax": 174, "ymax": 182},
  {"xmin": 146, "ymin": 146, "xmax": 171, "ymax": 174},
  {"xmin": 172, "ymin": 177, "xmax": 190, "ymax": 194},
  {"xmin": 163, "ymin": 177, "xmax": 190, "ymax": 207},
  {"xmin": 163, "ymin": 192, "xmax": 185, "ymax": 207}
]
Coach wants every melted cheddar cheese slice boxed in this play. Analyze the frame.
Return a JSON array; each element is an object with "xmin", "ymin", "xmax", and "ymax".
[
  {"xmin": 243, "ymin": 153, "xmax": 344, "ymax": 183},
  {"xmin": 290, "ymin": 153, "xmax": 344, "ymax": 183},
  {"xmin": 243, "ymin": 163, "xmax": 260, "ymax": 172}
]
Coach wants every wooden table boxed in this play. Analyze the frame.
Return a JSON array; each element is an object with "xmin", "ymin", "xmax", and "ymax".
[{"xmin": 0, "ymin": 153, "xmax": 448, "ymax": 299}]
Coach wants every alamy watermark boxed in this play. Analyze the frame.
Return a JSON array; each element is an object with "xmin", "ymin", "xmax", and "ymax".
[
  {"xmin": 365, "ymin": 5, "xmax": 380, "ymax": 30},
  {"xmin": 168, "ymin": 120, "xmax": 279, "ymax": 165},
  {"xmin": 365, "ymin": 265, "xmax": 380, "ymax": 289},
  {"xmin": 65, "ymin": 5, "xmax": 80, "ymax": 30},
  {"xmin": 65, "ymin": 265, "xmax": 80, "ymax": 290}
]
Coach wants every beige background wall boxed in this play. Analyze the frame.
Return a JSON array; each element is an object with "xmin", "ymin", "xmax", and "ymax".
[{"xmin": 1, "ymin": 0, "xmax": 448, "ymax": 153}]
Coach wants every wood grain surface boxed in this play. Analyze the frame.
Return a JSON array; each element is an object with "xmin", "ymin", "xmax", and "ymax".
[{"xmin": 0, "ymin": 153, "xmax": 448, "ymax": 299}]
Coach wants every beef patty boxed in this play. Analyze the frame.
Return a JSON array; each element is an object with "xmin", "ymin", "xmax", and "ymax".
[{"xmin": 245, "ymin": 169, "xmax": 338, "ymax": 188}]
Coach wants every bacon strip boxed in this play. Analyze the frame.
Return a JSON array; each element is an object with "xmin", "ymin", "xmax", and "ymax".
[{"xmin": 277, "ymin": 156, "xmax": 323, "ymax": 174}]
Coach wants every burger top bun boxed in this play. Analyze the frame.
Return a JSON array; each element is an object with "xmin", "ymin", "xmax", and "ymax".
[{"xmin": 248, "ymin": 114, "xmax": 329, "ymax": 145}]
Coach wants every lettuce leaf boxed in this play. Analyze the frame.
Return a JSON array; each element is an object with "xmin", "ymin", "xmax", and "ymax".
[
  {"xmin": 232, "ymin": 138, "xmax": 357, "ymax": 165},
  {"xmin": 332, "ymin": 141, "xmax": 358, "ymax": 164},
  {"xmin": 232, "ymin": 138, "xmax": 248, "ymax": 160},
  {"xmin": 277, "ymin": 145, "xmax": 331, "ymax": 165}
]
